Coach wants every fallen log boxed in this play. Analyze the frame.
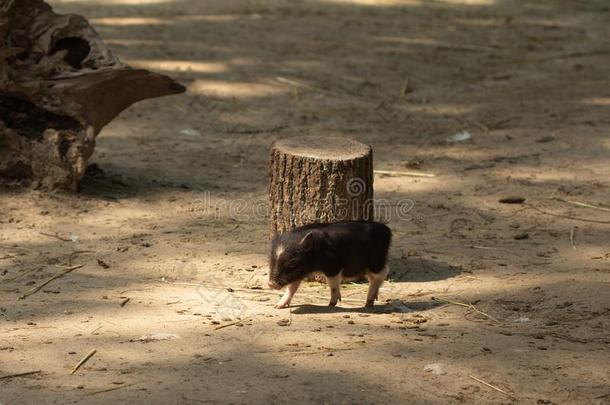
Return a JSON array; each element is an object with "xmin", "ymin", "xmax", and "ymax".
[{"xmin": 0, "ymin": 0, "xmax": 185, "ymax": 189}]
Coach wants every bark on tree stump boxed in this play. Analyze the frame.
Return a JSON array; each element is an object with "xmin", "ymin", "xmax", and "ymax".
[
  {"xmin": 269, "ymin": 137, "xmax": 374, "ymax": 282},
  {"xmin": 0, "ymin": 0, "xmax": 185, "ymax": 189},
  {"xmin": 269, "ymin": 136, "xmax": 374, "ymax": 233}
]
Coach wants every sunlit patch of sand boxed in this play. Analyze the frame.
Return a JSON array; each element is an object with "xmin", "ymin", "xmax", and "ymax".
[
  {"xmin": 440, "ymin": 0, "xmax": 495, "ymax": 5},
  {"xmin": 125, "ymin": 59, "xmax": 228, "ymax": 73},
  {"xmin": 91, "ymin": 17, "xmax": 170, "ymax": 26},
  {"xmin": 53, "ymin": 0, "xmax": 177, "ymax": 4},
  {"xmin": 320, "ymin": 0, "xmax": 424, "ymax": 5},
  {"xmin": 320, "ymin": 0, "xmax": 494, "ymax": 5},
  {"xmin": 189, "ymin": 79, "xmax": 286, "ymax": 98},
  {"xmin": 401, "ymin": 104, "xmax": 475, "ymax": 115},
  {"xmin": 582, "ymin": 97, "xmax": 610, "ymax": 106},
  {"xmin": 90, "ymin": 14, "xmax": 240, "ymax": 26}
]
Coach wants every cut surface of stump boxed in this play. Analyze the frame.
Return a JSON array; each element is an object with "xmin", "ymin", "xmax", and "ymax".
[{"xmin": 269, "ymin": 136, "xmax": 374, "ymax": 282}]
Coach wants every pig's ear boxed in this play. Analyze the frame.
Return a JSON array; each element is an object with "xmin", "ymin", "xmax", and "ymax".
[{"xmin": 299, "ymin": 232, "xmax": 315, "ymax": 251}]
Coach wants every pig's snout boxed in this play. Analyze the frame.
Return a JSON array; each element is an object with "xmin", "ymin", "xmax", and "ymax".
[{"xmin": 268, "ymin": 280, "xmax": 282, "ymax": 290}]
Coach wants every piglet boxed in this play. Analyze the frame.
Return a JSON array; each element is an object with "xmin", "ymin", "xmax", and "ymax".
[{"xmin": 268, "ymin": 221, "xmax": 391, "ymax": 308}]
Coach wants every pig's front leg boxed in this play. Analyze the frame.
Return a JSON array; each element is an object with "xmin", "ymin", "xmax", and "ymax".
[
  {"xmin": 275, "ymin": 279, "xmax": 302, "ymax": 309},
  {"xmin": 327, "ymin": 273, "xmax": 342, "ymax": 306}
]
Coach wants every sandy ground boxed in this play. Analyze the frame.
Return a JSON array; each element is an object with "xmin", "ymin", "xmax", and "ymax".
[{"xmin": 1, "ymin": 0, "xmax": 610, "ymax": 403}]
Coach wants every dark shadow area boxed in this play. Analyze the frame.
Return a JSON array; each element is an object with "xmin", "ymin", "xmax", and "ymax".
[
  {"xmin": 290, "ymin": 299, "xmax": 443, "ymax": 314},
  {"xmin": 389, "ymin": 257, "xmax": 461, "ymax": 282}
]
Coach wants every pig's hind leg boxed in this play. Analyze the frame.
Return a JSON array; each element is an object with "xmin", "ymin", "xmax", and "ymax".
[
  {"xmin": 326, "ymin": 273, "xmax": 342, "ymax": 306},
  {"xmin": 366, "ymin": 265, "xmax": 389, "ymax": 307},
  {"xmin": 275, "ymin": 279, "xmax": 302, "ymax": 309}
]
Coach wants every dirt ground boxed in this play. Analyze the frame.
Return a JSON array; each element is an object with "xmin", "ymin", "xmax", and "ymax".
[{"xmin": 1, "ymin": 0, "xmax": 609, "ymax": 403}]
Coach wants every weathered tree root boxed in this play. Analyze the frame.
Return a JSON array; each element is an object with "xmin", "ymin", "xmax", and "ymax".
[{"xmin": 0, "ymin": 0, "xmax": 185, "ymax": 189}]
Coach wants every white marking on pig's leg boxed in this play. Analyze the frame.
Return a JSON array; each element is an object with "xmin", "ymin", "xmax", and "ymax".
[
  {"xmin": 275, "ymin": 279, "xmax": 301, "ymax": 309},
  {"xmin": 366, "ymin": 265, "xmax": 389, "ymax": 307},
  {"xmin": 327, "ymin": 272, "xmax": 342, "ymax": 306}
]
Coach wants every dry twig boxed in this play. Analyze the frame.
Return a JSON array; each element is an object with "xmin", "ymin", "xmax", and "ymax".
[
  {"xmin": 374, "ymin": 169, "xmax": 435, "ymax": 178},
  {"xmin": 0, "ymin": 370, "xmax": 42, "ymax": 380},
  {"xmin": 532, "ymin": 49, "xmax": 610, "ymax": 61},
  {"xmin": 68, "ymin": 250, "xmax": 93, "ymax": 266},
  {"xmin": 19, "ymin": 264, "xmax": 85, "ymax": 300},
  {"xmin": 469, "ymin": 375, "xmax": 517, "ymax": 400},
  {"xmin": 83, "ymin": 381, "xmax": 142, "ymax": 396},
  {"xmin": 214, "ymin": 318, "xmax": 250, "ymax": 330},
  {"xmin": 38, "ymin": 231, "xmax": 72, "ymax": 242},
  {"xmin": 570, "ymin": 226, "xmax": 577, "ymax": 250},
  {"xmin": 432, "ymin": 297, "xmax": 500, "ymax": 323},
  {"xmin": 524, "ymin": 203, "xmax": 610, "ymax": 224},
  {"xmin": 555, "ymin": 198, "xmax": 610, "ymax": 212},
  {"xmin": 275, "ymin": 76, "xmax": 345, "ymax": 98},
  {"xmin": 400, "ymin": 78, "xmax": 410, "ymax": 98},
  {"xmin": 469, "ymin": 245, "xmax": 503, "ymax": 250},
  {"xmin": 71, "ymin": 349, "xmax": 97, "ymax": 375},
  {"xmin": 0, "ymin": 308, "xmax": 12, "ymax": 321},
  {"xmin": 292, "ymin": 347, "xmax": 357, "ymax": 355}
]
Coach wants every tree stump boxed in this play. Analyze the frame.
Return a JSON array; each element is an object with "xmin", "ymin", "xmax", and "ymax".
[
  {"xmin": 0, "ymin": 0, "xmax": 185, "ymax": 189},
  {"xmin": 269, "ymin": 137, "xmax": 374, "ymax": 282},
  {"xmin": 269, "ymin": 136, "xmax": 374, "ymax": 234}
]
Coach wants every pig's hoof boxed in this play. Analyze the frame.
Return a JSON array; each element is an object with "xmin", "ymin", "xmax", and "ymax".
[
  {"xmin": 328, "ymin": 302, "xmax": 337, "ymax": 307},
  {"xmin": 275, "ymin": 303, "xmax": 289, "ymax": 309},
  {"xmin": 365, "ymin": 300, "xmax": 375, "ymax": 307}
]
